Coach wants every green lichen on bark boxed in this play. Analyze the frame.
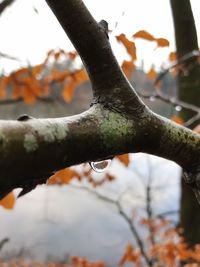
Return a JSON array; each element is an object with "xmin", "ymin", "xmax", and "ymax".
[
  {"xmin": 31, "ymin": 120, "xmax": 68, "ymax": 143},
  {"xmin": 24, "ymin": 133, "xmax": 38, "ymax": 152},
  {"xmin": 99, "ymin": 109, "xmax": 135, "ymax": 149}
]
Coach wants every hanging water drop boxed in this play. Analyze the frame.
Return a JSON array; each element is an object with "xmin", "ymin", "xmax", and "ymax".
[
  {"xmin": 175, "ymin": 105, "xmax": 182, "ymax": 111},
  {"xmin": 150, "ymin": 96, "xmax": 155, "ymax": 102},
  {"xmin": 89, "ymin": 159, "xmax": 111, "ymax": 173}
]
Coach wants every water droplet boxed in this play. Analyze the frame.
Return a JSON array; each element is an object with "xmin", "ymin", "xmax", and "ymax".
[
  {"xmin": 175, "ymin": 105, "xmax": 182, "ymax": 111},
  {"xmin": 89, "ymin": 159, "xmax": 111, "ymax": 173},
  {"xmin": 150, "ymin": 96, "xmax": 155, "ymax": 102}
]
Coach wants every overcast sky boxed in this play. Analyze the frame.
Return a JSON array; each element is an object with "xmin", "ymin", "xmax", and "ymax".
[{"xmin": 0, "ymin": 0, "xmax": 199, "ymax": 72}]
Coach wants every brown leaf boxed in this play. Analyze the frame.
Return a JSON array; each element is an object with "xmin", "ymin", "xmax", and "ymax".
[
  {"xmin": 23, "ymin": 88, "xmax": 36, "ymax": 104},
  {"xmin": 117, "ymin": 154, "xmax": 130, "ymax": 167},
  {"xmin": 12, "ymin": 85, "xmax": 24, "ymax": 99},
  {"xmin": 62, "ymin": 80, "xmax": 76, "ymax": 102},
  {"xmin": 68, "ymin": 51, "xmax": 78, "ymax": 60},
  {"xmin": 133, "ymin": 30, "xmax": 155, "ymax": 41},
  {"xmin": 116, "ymin": 34, "xmax": 137, "ymax": 61},
  {"xmin": 121, "ymin": 60, "xmax": 135, "ymax": 79},
  {"xmin": 156, "ymin": 38, "xmax": 170, "ymax": 48},
  {"xmin": 169, "ymin": 52, "xmax": 177, "ymax": 62},
  {"xmin": 0, "ymin": 76, "xmax": 10, "ymax": 99},
  {"xmin": 51, "ymin": 69, "xmax": 69, "ymax": 82},
  {"xmin": 0, "ymin": 192, "xmax": 15, "ymax": 210},
  {"xmin": 74, "ymin": 69, "xmax": 88, "ymax": 84},
  {"xmin": 48, "ymin": 168, "xmax": 81, "ymax": 185},
  {"xmin": 147, "ymin": 67, "xmax": 157, "ymax": 80},
  {"xmin": 171, "ymin": 115, "xmax": 184, "ymax": 125}
]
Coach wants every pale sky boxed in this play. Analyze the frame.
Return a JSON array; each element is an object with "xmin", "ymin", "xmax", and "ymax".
[{"xmin": 0, "ymin": 0, "xmax": 199, "ymax": 72}]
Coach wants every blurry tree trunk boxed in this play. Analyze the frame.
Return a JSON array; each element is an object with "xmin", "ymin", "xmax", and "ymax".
[
  {"xmin": 170, "ymin": 0, "xmax": 200, "ymax": 246},
  {"xmin": 0, "ymin": 0, "xmax": 15, "ymax": 15}
]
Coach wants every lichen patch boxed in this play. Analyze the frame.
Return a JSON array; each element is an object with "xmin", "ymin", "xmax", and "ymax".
[{"xmin": 24, "ymin": 133, "xmax": 38, "ymax": 152}]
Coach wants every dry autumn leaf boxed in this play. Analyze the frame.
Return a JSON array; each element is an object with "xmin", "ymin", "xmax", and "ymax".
[
  {"xmin": 73, "ymin": 69, "xmax": 88, "ymax": 83},
  {"xmin": 171, "ymin": 115, "xmax": 184, "ymax": 125},
  {"xmin": 117, "ymin": 154, "xmax": 130, "ymax": 167},
  {"xmin": 0, "ymin": 76, "xmax": 10, "ymax": 99},
  {"xmin": 0, "ymin": 192, "xmax": 15, "ymax": 210},
  {"xmin": 116, "ymin": 34, "xmax": 137, "ymax": 61},
  {"xmin": 68, "ymin": 51, "xmax": 78, "ymax": 60},
  {"xmin": 23, "ymin": 88, "xmax": 37, "ymax": 104},
  {"xmin": 147, "ymin": 67, "xmax": 157, "ymax": 80},
  {"xmin": 133, "ymin": 30, "xmax": 155, "ymax": 41},
  {"xmin": 121, "ymin": 60, "xmax": 135, "ymax": 79},
  {"xmin": 62, "ymin": 69, "xmax": 88, "ymax": 102},
  {"xmin": 156, "ymin": 38, "xmax": 170, "ymax": 48},
  {"xmin": 119, "ymin": 243, "xmax": 140, "ymax": 266},
  {"xmin": 62, "ymin": 80, "xmax": 76, "ymax": 102},
  {"xmin": 48, "ymin": 168, "xmax": 81, "ymax": 185},
  {"xmin": 169, "ymin": 52, "xmax": 177, "ymax": 62}
]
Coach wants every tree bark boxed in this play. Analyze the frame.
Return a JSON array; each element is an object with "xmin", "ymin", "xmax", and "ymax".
[
  {"xmin": 0, "ymin": 0, "xmax": 15, "ymax": 16},
  {"xmin": 170, "ymin": 0, "xmax": 200, "ymax": 246},
  {"xmin": 0, "ymin": 0, "xmax": 199, "ymax": 199}
]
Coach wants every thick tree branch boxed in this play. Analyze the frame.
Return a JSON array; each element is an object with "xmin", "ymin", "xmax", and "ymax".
[
  {"xmin": 45, "ymin": 0, "xmax": 144, "ymax": 114},
  {"xmin": 0, "ymin": 0, "xmax": 15, "ymax": 15},
  {"xmin": 0, "ymin": 0, "xmax": 199, "ymax": 197}
]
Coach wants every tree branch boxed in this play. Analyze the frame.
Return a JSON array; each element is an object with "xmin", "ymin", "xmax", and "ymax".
[
  {"xmin": 0, "ymin": 0, "xmax": 199, "ymax": 197},
  {"xmin": 0, "ymin": 0, "xmax": 15, "ymax": 16}
]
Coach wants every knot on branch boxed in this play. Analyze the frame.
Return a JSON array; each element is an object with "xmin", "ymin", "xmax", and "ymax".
[{"xmin": 98, "ymin": 20, "xmax": 109, "ymax": 39}]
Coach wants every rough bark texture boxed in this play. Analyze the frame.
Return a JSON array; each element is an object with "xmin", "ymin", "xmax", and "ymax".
[
  {"xmin": 0, "ymin": 0, "xmax": 199, "ymax": 199},
  {"xmin": 170, "ymin": 0, "xmax": 200, "ymax": 246}
]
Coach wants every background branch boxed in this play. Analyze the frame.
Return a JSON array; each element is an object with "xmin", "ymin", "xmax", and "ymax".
[{"xmin": 0, "ymin": 0, "xmax": 15, "ymax": 16}]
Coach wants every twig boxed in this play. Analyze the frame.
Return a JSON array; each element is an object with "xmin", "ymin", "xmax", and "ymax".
[
  {"xmin": 0, "ymin": 52, "xmax": 20, "ymax": 62},
  {"xmin": 0, "ymin": 237, "xmax": 9, "ymax": 251},
  {"xmin": 155, "ymin": 210, "xmax": 179, "ymax": 219},
  {"xmin": 145, "ymin": 159, "xmax": 156, "ymax": 247},
  {"xmin": 69, "ymin": 184, "xmax": 153, "ymax": 266},
  {"xmin": 184, "ymin": 113, "xmax": 200, "ymax": 128},
  {"xmin": 154, "ymin": 50, "xmax": 200, "ymax": 86},
  {"xmin": 117, "ymin": 201, "xmax": 152, "ymax": 266},
  {"xmin": 137, "ymin": 90, "xmax": 200, "ymax": 114}
]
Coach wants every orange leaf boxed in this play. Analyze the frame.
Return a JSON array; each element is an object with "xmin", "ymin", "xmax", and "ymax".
[
  {"xmin": 54, "ymin": 51, "xmax": 62, "ymax": 60},
  {"xmin": 169, "ymin": 52, "xmax": 177, "ymax": 62},
  {"xmin": 51, "ymin": 69, "xmax": 69, "ymax": 82},
  {"xmin": 119, "ymin": 243, "xmax": 140, "ymax": 266},
  {"xmin": 147, "ymin": 67, "xmax": 157, "ymax": 80},
  {"xmin": 133, "ymin": 30, "xmax": 155, "ymax": 41},
  {"xmin": 31, "ymin": 64, "xmax": 44, "ymax": 76},
  {"xmin": 12, "ymin": 85, "xmax": 24, "ymax": 99},
  {"xmin": 0, "ymin": 192, "xmax": 15, "ymax": 210},
  {"xmin": 68, "ymin": 51, "xmax": 78, "ymax": 60},
  {"xmin": 48, "ymin": 168, "xmax": 80, "ymax": 185},
  {"xmin": 23, "ymin": 88, "xmax": 36, "ymax": 104},
  {"xmin": 74, "ymin": 69, "xmax": 88, "ymax": 84},
  {"xmin": 156, "ymin": 38, "xmax": 170, "ymax": 47},
  {"xmin": 121, "ymin": 60, "xmax": 135, "ymax": 79},
  {"xmin": 13, "ymin": 67, "xmax": 28, "ymax": 78},
  {"xmin": 117, "ymin": 154, "xmax": 130, "ymax": 167},
  {"xmin": 171, "ymin": 115, "xmax": 184, "ymax": 125},
  {"xmin": 0, "ymin": 76, "xmax": 10, "ymax": 99},
  {"xmin": 62, "ymin": 80, "xmax": 76, "ymax": 102},
  {"xmin": 116, "ymin": 34, "xmax": 137, "ymax": 61}
]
